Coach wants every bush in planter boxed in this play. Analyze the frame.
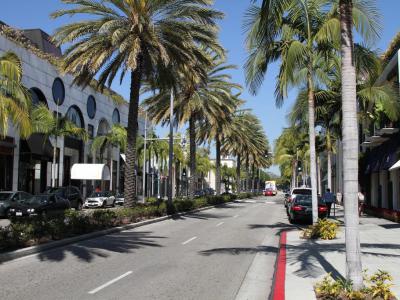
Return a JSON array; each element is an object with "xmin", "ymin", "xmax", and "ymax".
[
  {"xmin": 302, "ymin": 219, "xmax": 339, "ymax": 240},
  {"xmin": 173, "ymin": 199, "xmax": 194, "ymax": 212},
  {"xmin": 194, "ymin": 197, "xmax": 207, "ymax": 209},
  {"xmin": 315, "ymin": 271, "xmax": 396, "ymax": 300}
]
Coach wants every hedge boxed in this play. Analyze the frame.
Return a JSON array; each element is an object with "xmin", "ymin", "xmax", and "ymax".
[{"xmin": 0, "ymin": 192, "xmax": 260, "ymax": 252}]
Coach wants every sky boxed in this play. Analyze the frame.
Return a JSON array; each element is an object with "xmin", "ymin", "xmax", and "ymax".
[{"xmin": 1, "ymin": 0, "xmax": 400, "ymax": 174}]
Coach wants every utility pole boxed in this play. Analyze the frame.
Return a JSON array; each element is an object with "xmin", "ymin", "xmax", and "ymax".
[
  {"xmin": 142, "ymin": 111, "xmax": 148, "ymax": 203},
  {"xmin": 167, "ymin": 89, "xmax": 174, "ymax": 210},
  {"xmin": 52, "ymin": 103, "xmax": 59, "ymax": 188}
]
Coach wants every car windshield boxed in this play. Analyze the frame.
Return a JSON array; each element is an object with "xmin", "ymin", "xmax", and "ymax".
[
  {"xmin": 0, "ymin": 192, "xmax": 13, "ymax": 201},
  {"xmin": 116, "ymin": 193, "xmax": 124, "ymax": 198},
  {"xmin": 292, "ymin": 189, "xmax": 312, "ymax": 195},
  {"xmin": 27, "ymin": 195, "xmax": 50, "ymax": 204},
  {"xmin": 90, "ymin": 192, "xmax": 106, "ymax": 197}
]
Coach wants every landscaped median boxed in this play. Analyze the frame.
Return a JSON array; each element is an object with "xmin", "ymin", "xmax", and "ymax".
[{"xmin": 0, "ymin": 192, "xmax": 260, "ymax": 260}]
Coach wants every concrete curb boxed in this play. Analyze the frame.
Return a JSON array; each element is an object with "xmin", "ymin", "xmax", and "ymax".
[
  {"xmin": 271, "ymin": 231, "xmax": 287, "ymax": 300},
  {"xmin": 0, "ymin": 204, "xmax": 220, "ymax": 264}
]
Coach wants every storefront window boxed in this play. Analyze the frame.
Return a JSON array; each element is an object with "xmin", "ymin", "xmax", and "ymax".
[
  {"xmin": 66, "ymin": 106, "xmax": 84, "ymax": 129},
  {"xmin": 87, "ymin": 95, "xmax": 96, "ymax": 119},
  {"xmin": 112, "ymin": 108, "xmax": 120, "ymax": 124},
  {"xmin": 52, "ymin": 78, "xmax": 65, "ymax": 105}
]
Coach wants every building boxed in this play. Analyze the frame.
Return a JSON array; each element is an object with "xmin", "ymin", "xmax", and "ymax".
[
  {"xmin": 359, "ymin": 33, "xmax": 400, "ymax": 216},
  {"xmin": 0, "ymin": 22, "xmax": 145, "ymax": 196},
  {"xmin": 206, "ymin": 156, "xmax": 236, "ymax": 193}
]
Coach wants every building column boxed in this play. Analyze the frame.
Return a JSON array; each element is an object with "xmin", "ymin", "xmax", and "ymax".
[
  {"xmin": 390, "ymin": 169, "xmax": 399, "ymax": 210},
  {"xmin": 380, "ymin": 170, "xmax": 388, "ymax": 208},
  {"xmin": 116, "ymin": 147, "xmax": 120, "ymax": 193},
  {"xmin": 58, "ymin": 137, "xmax": 64, "ymax": 187},
  {"xmin": 371, "ymin": 172, "xmax": 378, "ymax": 207},
  {"xmin": 12, "ymin": 135, "xmax": 20, "ymax": 191}
]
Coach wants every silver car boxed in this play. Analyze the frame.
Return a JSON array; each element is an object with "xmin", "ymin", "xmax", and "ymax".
[
  {"xmin": 115, "ymin": 193, "xmax": 124, "ymax": 206},
  {"xmin": 84, "ymin": 192, "xmax": 115, "ymax": 208}
]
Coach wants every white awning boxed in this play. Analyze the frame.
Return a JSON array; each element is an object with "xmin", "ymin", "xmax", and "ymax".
[
  {"xmin": 389, "ymin": 160, "xmax": 400, "ymax": 171},
  {"xmin": 71, "ymin": 164, "xmax": 111, "ymax": 180},
  {"xmin": 120, "ymin": 154, "xmax": 126, "ymax": 162}
]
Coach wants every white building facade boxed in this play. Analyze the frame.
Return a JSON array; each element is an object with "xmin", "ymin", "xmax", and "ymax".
[{"xmin": 0, "ymin": 23, "xmax": 143, "ymax": 196}]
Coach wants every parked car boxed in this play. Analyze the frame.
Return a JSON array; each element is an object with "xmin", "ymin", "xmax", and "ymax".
[
  {"xmin": 194, "ymin": 190, "xmax": 206, "ymax": 198},
  {"xmin": 285, "ymin": 187, "xmax": 312, "ymax": 211},
  {"xmin": 115, "ymin": 193, "xmax": 124, "ymax": 206},
  {"xmin": 203, "ymin": 188, "xmax": 215, "ymax": 196},
  {"xmin": 44, "ymin": 186, "xmax": 84, "ymax": 210},
  {"xmin": 84, "ymin": 191, "xmax": 116, "ymax": 208},
  {"xmin": 264, "ymin": 188, "xmax": 274, "ymax": 196},
  {"xmin": 8, "ymin": 194, "xmax": 70, "ymax": 218},
  {"xmin": 287, "ymin": 194, "xmax": 328, "ymax": 224},
  {"xmin": 0, "ymin": 191, "xmax": 32, "ymax": 217}
]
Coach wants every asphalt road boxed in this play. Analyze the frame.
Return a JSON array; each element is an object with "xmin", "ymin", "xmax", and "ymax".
[{"xmin": 0, "ymin": 194, "xmax": 291, "ymax": 300}]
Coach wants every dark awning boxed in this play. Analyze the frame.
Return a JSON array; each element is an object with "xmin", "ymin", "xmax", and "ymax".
[{"xmin": 24, "ymin": 134, "xmax": 53, "ymax": 157}]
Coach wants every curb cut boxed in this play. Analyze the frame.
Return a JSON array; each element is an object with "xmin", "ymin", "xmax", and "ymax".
[
  {"xmin": 0, "ymin": 204, "xmax": 220, "ymax": 264},
  {"xmin": 271, "ymin": 231, "xmax": 287, "ymax": 300}
]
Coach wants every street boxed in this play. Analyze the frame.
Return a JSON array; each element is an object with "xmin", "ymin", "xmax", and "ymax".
[{"xmin": 0, "ymin": 195, "xmax": 290, "ymax": 300}]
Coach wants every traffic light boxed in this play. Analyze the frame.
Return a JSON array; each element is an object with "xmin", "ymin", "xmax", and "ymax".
[{"xmin": 297, "ymin": 161, "xmax": 302, "ymax": 172}]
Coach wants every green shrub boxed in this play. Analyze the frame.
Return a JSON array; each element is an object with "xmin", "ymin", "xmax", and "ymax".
[
  {"xmin": 173, "ymin": 199, "xmax": 194, "ymax": 212},
  {"xmin": 315, "ymin": 271, "xmax": 396, "ymax": 300},
  {"xmin": 193, "ymin": 198, "xmax": 207, "ymax": 209},
  {"xmin": 64, "ymin": 209, "xmax": 92, "ymax": 234},
  {"xmin": 302, "ymin": 219, "xmax": 339, "ymax": 240},
  {"xmin": 92, "ymin": 210, "xmax": 117, "ymax": 228}
]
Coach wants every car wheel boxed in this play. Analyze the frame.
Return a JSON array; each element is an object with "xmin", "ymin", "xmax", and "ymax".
[
  {"xmin": 102, "ymin": 201, "xmax": 106, "ymax": 208},
  {"xmin": 76, "ymin": 202, "xmax": 83, "ymax": 211},
  {"xmin": 5, "ymin": 209, "xmax": 12, "ymax": 219},
  {"xmin": 112, "ymin": 200, "xmax": 116, "ymax": 207}
]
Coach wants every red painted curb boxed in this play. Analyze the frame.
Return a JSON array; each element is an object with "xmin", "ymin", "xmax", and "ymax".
[{"xmin": 273, "ymin": 231, "xmax": 287, "ymax": 300}]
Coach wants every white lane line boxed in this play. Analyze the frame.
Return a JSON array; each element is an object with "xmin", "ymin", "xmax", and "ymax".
[
  {"xmin": 88, "ymin": 271, "xmax": 133, "ymax": 295},
  {"xmin": 216, "ymin": 222, "xmax": 224, "ymax": 227},
  {"xmin": 182, "ymin": 236, "xmax": 197, "ymax": 245},
  {"xmin": 233, "ymin": 214, "xmax": 239, "ymax": 218}
]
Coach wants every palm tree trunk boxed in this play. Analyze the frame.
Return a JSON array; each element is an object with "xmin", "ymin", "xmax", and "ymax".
[
  {"xmin": 340, "ymin": 0, "xmax": 363, "ymax": 289},
  {"xmin": 188, "ymin": 115, "xmax": 196, "ymax": 200},
  {"xmin": 292, "ymin": 160, "xmax": 296, "ymax": 190},
  {"xmin": 236, "ymin": 154, "xmax": 241, "ymax": 193},
  {"xmin": 327, "ymin": 151, "xmax": 332, "ymax": 191},
  {"xmin": 124, "ymin": 66, "xmax": 142, "ymax": 207},
  {"xmin": 307, "ymin": 71, "xmax": 318, "ymax": 224},
  {"xmin": 215, "ymin": 136, "xmax": 221, "ymax": 196}
]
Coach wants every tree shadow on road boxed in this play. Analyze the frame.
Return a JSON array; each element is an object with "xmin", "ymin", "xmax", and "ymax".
[
  {"xmin": 198, "ymin": 245, "xmax": 278, "ymax": 256},
  {"xmin": 247, "ymin": 222, "xmax": 304, "ymax": 236},
  {"xmin": 36, "ymin": 231, "xmax": 165, "ymax": 263}
]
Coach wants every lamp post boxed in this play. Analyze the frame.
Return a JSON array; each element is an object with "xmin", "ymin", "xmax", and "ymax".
[
  {"xmin": 167, "ymin": 89, "xmax": 174, "ymax": 210},
  {"xmin": 142, "ymin": 111, "xmax": 148, "ymax": 203}
]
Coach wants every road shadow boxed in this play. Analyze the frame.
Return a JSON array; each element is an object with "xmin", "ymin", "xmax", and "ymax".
[
  {"xmin": 247, "ymin": 222, "xmax": 304, "ymax": 236},
  {"xmin": 36, "ymin": 230, "xmax": 165, "ymax": 263},
  {"xmin": 198, "ymin": 245, "xmax": 278, "ymax": 256},
  {"xmin": 379, "ymin": 223, "xmax": 400, "ymax": 229},
  {"xmin": 180, "ymin": 212, "xmax": 230, "ymax": 220}
]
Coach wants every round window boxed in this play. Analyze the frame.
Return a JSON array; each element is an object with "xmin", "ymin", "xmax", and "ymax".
[
  {"xmin": 66, "ymin": 106, "xmax": 84, "ymax": 129},
  {"xmin": 87, "ymin": 95, "xmax": 96, "ymax": 119},
  {"xmin": 112, "ymin": 108, "xmax": 120, "ymax": 124},
  {"xmin": 52, "ymin": 78, "xmax": 65, "ymax": 105}
]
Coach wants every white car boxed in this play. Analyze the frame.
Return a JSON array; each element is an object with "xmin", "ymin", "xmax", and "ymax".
[
  {"xmin": 84, "ymin": 192, "xmax": 115, "ymax": 208},
  {"xmin": 115, "ymin": 193, "xmax": 124, "ymax": 206}
]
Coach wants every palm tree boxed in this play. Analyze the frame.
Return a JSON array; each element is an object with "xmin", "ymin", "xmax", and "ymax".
[
  {"xmin": 0, "ymin": 51, "xmax": 31, "ymax": 138},
  {"xmin": 143, "ymin": 58, "xmax": 239, "ymax": 200},
  {"xmin": 51, "ymin": 0, "xmax": 223, "ymax": 207},
  {"xmin": 339, "ymin": 0, "xmax": 380, "ymax": 290},
  {"xmin": 31, "ymin": 104, "xmax": 88, "ymax": 187},
  {"xmin": 245, "ymin": 0, "xmax": 382, "ymax": 224},
  {"xmin": 91, "ymin": 124, "xmax": 127, "ymax": 192}
]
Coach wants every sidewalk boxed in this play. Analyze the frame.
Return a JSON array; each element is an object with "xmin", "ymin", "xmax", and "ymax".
[{"xmin": 283, "ymin": 206, "xmax": 400, "ymax": 300}]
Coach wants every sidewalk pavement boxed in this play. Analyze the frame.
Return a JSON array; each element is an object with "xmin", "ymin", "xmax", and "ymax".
[{"xmin": 284, "ymin": 205, "xmax": 400, "ymax": 300}]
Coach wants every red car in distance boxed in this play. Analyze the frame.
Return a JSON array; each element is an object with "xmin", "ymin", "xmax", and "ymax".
[{"xmin": 264, "ymin": 188, "xmax": 274, "ymax": 196}]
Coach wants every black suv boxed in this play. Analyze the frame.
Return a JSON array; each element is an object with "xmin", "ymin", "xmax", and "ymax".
[{"xmin": 44, "ymin": 186, "xmax": 83, "ymax": 210}]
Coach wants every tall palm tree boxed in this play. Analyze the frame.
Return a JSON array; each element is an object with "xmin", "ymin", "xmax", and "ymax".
[
  {"xmin": 51, "ymin": 0, "xmax": 223, "ymax": 207},
  {"xmin": 245, "ymin": 0, "xmax": 382, "ymax": 224},
  {"xmin": 0, "ymin": 51, "xmax": 31, "ymax": 138},
  {"xmin": 31, "ymin": 104, "xmax": 88, "ymax": 187},
  {"xmin": 339, "ymin": 0, "xmax": 380, "ymax": 290},
  {"xmin": 143, "ymin": 58, "xmax": 239, "ymax": 200},
  {"xmin": 91, "ymin": 124, "xmax": 127, "ymax": 191}
]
